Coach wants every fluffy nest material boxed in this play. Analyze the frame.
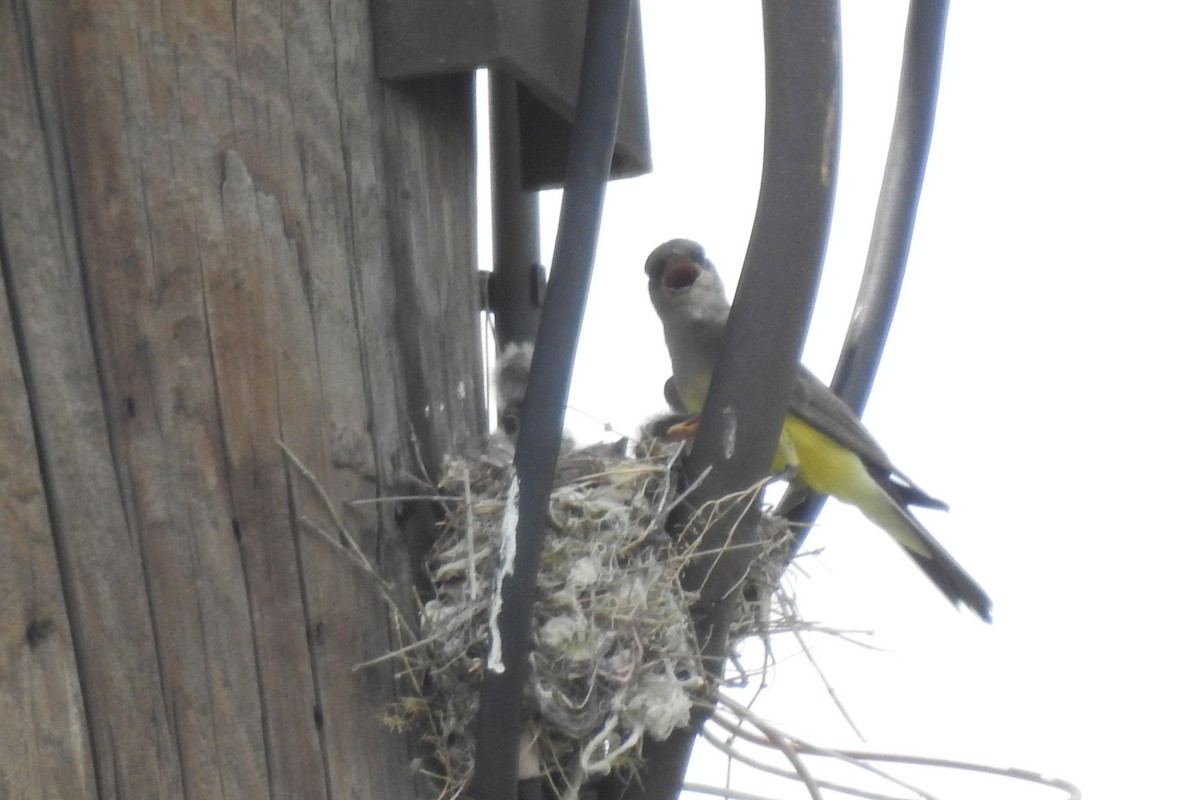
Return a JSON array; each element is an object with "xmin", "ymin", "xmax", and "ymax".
[{"xmin": 389, "ymin": 437, "xmax": 793, "ymax": 799}]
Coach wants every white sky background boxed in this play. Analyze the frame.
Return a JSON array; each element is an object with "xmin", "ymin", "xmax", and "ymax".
[{"xmin": 481, "ymin": 3, "xmax": 1200, "ymax": 798}]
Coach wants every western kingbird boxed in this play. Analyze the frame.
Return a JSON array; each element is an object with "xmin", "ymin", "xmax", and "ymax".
[{"xmin": 645, "ymin": 238, "xmax": 992, "ymax": 622}]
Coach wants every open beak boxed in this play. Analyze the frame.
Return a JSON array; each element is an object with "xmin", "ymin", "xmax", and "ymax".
[{"xmin": 662, "ymin": 257, "xmax": 701, "ymax": 291}]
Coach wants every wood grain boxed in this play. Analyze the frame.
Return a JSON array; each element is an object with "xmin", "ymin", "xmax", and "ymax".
[{"xmin": 0, "ymin": 0, "xmax": 483, "ymax": 796}]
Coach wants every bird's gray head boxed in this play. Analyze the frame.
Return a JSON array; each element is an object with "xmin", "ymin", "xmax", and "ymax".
[{"xmin": 644, "ymin": 238, "xmax": 730, "ymax": 322}]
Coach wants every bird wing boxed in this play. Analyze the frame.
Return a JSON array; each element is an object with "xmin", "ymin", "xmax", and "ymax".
[
  {"xmin": 787, "ymin": 364, "xmax": 892, "ymax": 467},
  {"xmin": 787, "ymin": 364, "xmax": 948, "ymax": 511},
  {"xmin": 665, "ymin": 310, "xmax": 948, "ymax": 513}
]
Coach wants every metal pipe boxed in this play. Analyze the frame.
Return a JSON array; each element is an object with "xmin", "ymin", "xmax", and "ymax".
[{"xmin": 489, "ymin": 71, "xmax": 543, "ymax": 351}]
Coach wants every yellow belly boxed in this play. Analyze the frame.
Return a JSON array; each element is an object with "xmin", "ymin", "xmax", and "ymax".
[
  {"xmin": 776, "ymin": 414, "xmax": 874, "ymax": 505},
  {"xmin": 678, "ymin": 375, "xmax": 876, "ymax": 507}
]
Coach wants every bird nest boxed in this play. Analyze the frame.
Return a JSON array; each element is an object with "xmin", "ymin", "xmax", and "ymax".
[
  {"xmin": 282, "ymin": 435, "xmax": 1079, "ymax": 800},
  {"xmin": 386, "ymin": 437, "xmax": 793, "ymax": 800}
]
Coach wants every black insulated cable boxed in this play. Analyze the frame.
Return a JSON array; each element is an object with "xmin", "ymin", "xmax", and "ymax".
[
  {"xmin": 789, "ymin": 0, "xmax": 950, "ymax": 532},
  {"xmin": 601, "ymin": 3, "xmax": 842, "ymax": 798},
  {"xmin": 469, "ymin": 2, "xmax": 634, "ymax": 799}
]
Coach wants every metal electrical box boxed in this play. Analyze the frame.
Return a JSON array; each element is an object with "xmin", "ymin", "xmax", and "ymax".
[{"xmin": 372, "ymin": 0, "xmax": 652, "ymax": 189}]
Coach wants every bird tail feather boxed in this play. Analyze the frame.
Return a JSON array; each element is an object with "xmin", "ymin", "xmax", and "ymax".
[{"xmin": 861, "ymin": 492, "xmax": 993, "ymax": 622}]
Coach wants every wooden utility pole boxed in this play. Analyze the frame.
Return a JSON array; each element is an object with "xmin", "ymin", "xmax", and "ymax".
[{"xmin": 0, "ymin": 2, "xmax": 483, "ymax": 797}]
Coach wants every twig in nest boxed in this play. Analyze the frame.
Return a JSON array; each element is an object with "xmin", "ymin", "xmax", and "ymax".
[
  {"xmin": 792, "ymin": 628, "xmax": 864, "ymax": 743},
  {"xmin": 348, "ymin": 493, "xmax": 446, "ymax": 506},
  {"xmin": 461, "ymin": 461, "xmax": 479, "ymax": 601},
  {"xmin": 661, "ymin": 477, "xmax": 774, "ymax": 619},
  {"xmin": 826, "ymin": 748, "xmax": 1081, "ymax": 800},
  {"xmin": 697, "ymin": 729, "xmax": 920, "ymax": 800},
  {"xmin": 680, "ymin": 782, "xmax": 794, "ymax": 800},
  {"xmin": 711, "ymin": 690, "xmax": 1080, "ymax": 800},
  {"xmin": 712, "ymin": 691, "xmax": 825, "ymax": 800},
  {"xmin": 278, "ymin": 439, "xmax": 400, "ymax": 617},
  {"xmin": 707, "ymin": 706, "xmax": 938, "ymax": 800}
]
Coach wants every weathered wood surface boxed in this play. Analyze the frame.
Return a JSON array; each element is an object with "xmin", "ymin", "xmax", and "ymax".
[{"xmin": 0, "ymin": 1, "xmax": 483, "ymax": 797}]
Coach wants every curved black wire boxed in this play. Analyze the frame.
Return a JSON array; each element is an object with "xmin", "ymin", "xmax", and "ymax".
[
  {"xmin": 787, "ymin": 0, "xmax": 951, "ymax": 531},
  {"xmin": 833, "ymin": 0, "xmax": 950, "ymax": 409},
  {"xmin": 600, "ymin": 3, "xmax": 842, "ymax": 799},
  {"xmin": 468, "ymin": 2, "xmax": 633, "ymax": 799}
]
